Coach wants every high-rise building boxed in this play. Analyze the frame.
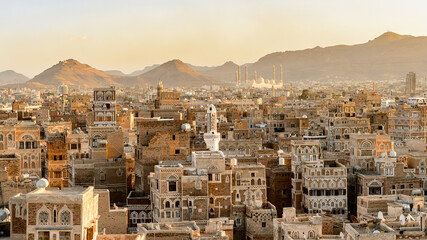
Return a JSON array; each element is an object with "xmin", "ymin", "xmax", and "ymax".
[{"xmin": 406, "ymin": 72, "xmax": 416, "ymax": 95}]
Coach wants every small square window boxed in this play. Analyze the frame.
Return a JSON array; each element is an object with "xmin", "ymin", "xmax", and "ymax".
[
  {"xmin": 251, "ymin": 172, "xmax": 255, "ymax": 178},
  {"xmin": 262, "ymin": 222, "xmax": 266, "ymax": 228}
]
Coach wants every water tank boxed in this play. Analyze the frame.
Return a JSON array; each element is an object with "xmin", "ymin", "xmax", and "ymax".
[
  {"xmin": 390, "ymin": 150, "xmax": 397, "ymax": 157},
  {"xmin": 277, "ymin": 150, "xmax": 284, "ymax": 154},
  {"xmin": 380, "ymin": 152, "xmax": 386, "ymax": 158},
  {"xmin": 181, "ymin": 123, "xmax": 191, "ymax": 131},
  {"xmin": 279, "ymin": 158, "xmax": 285, "ymax": 165},
  {"xmin": 36, "ymin": 178, "xmax": 49, "ymax": 188}
]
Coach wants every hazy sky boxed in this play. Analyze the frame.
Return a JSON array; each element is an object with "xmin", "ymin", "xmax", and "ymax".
[{"xmin": 2, "ymin": 0, "xmax": 427, "ymax": 77}]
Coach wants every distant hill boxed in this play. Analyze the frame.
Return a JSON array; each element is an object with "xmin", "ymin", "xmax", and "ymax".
[
  {"xmin": 249, "ymin": 32, "xmax": 427, "ymax": 81},
  {"xmin": 130, "ymin": 64, "xmax": 160, "ymax": 76},
  {"xmin": 103, "ymin": 70, "xmax": 127, "ymax": 76},
  {"xmin": 0, "ymin": 70, "xmax": 29, "ymax": 85},
  {"xmin": 197, "ymin": 61, "xmax": 240, "ymax": 83},
  {"xmin": 140, "ymin": 59, "xmax": 221, "ymax": 87},
  {"xmin": 26, "ymin": 59, "xmax": 145, "ymax": 88}
]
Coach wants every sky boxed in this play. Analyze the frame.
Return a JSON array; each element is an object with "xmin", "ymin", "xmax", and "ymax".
[{"xmin": 2, "ymin": 0, "xmax": 427, "ymax": 77}]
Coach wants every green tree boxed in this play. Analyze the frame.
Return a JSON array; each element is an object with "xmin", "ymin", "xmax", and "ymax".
[{"xmin": 299, "ymin": 89, "xmax": 310, "ymax": 100}]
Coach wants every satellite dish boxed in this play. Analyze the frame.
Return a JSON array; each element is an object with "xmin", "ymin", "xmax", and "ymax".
[{"xmin": 373, "ymin": 230, "xmax": 380, "ymax": 234}]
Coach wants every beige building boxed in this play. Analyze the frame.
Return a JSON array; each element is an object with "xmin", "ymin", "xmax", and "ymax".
[
  {"xmin": 0, "ymin": 120, "xmax": 41, "ymax": 176},
  {"xmin": 302, "ymin": 160, "xmax": 347, "ymax": 217},
  {"xmin": 291, "ymin": 140, "xmax": 322, "ymax": 212},
  {"xmin": 10, "ymin": 183, "xmax": 99, "ymax": 240}
]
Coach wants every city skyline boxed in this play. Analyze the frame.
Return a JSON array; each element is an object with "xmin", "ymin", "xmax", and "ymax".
[{"xmin": 3, "ymin": 0, "xmax": 427, "ymax": 77}]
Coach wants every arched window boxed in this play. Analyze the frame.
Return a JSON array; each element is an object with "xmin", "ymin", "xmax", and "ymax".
[
  {"xmin": 31, "ymin": 162, "xmax": 36, "ymax": 169},
  {"xmin": 0, "ymin": 135, "xmax": 3, "ymax": 141},
  {"xmin": 23, "ymin": 162, "xmax": 28, "ymax": 169},
  {"xmin": 8, "ymin": 134, "xmax": 12, "ymax": 141},
  {"xmin": 175, "ymin": 201, "xmax": 180, "ymax": 208},
  {"xmin": 99, "ymin": 170, "xmax": 106, "ymax": 181},
  {"xmin": 257, "ymin": 179, "xmax": 262, "ymax": 185},
  {"xmin": 139, "ymin": 211, "xmax": 146, "ymax": 222},
  {"xmin": 131, "ymin": 211, "xmax": 138, "ymax": 224},
  {"xmin": 309, "ymin": 231, "xmax": 315, "ymax": 238},
  {"xmin": 331, "ymin": 201, "xmax": 335, "ymax": 207},
  {"xmin": 165, "ymin": 201, "xmax": 171, "ymax": 208},
  {"xmin": 60, "ymin": 211, "xmax": 71, "ymax": 225},
  {"xmin": 313, "ymin": 202, "xmax": 317, "ymax": 208},
  {"xmin": 168, "ymin": 176, "xmax": 178, "ymax": 192},
  {"xmin": 39, "ymin": 211, "xmax": 49, "ymax": 225},
  {"xmin": 210, "ymin": 197, "xmax": 214, "ymax": 204},
  {"xmin": 361, "ymin": 141, "xmax": 371, "ymax": 149},
  {"xmin": 292, "ymin": 232, "xmax": 299, "ymax": 238},
  {"xmin": 251, "ymin": 179, "xmax": 255, "ymax": 185}
]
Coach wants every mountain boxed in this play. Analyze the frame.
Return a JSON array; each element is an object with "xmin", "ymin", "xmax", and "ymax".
[
  {"xmin": 197, "ymin": 61, "xmax": 240, "ymax": 83},
  {"xmin": 27, "ymin": 59, "xmax": 145, "ymax": 88},
  {"xmin": 0, "ymin": 70, "xmax": 29, "ymax": 85},
  {"xmin": 249, "ymin": 32, "xmax": 427, "ymax": 82},
  {"xmin": 103, "ymin": 70, "xmax": 126, "ymax": 76},
  {"xmin": 130, "ymin": 64, "xmax": 160, "ymax": 76},
  {"xmin": 140, "ymin": 59, "xmax": 221, "ymax": 87}
]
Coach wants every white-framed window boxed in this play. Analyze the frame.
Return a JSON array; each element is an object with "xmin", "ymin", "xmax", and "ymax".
[
  {"xmin": 38, "ymin": 211, "xmax": 49, "ymax": 225},
  {"xmin": 131, "ymin": 211, "xmax": 138, "ymax": 224},
  {"xmin": 60, "ymin": 210, "xmax": 71, "ymax": 225}
]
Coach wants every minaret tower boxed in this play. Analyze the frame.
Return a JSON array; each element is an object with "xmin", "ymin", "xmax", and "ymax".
[
  {"xmin": 204, "ymin": 104, "xmax": 220, "ymax": 151},
  {"xmin": 157, "ymin": 80, "xmax": 163, "ymax": 98},
  {"xmin": 236, "ymin": 71, "xmax": 239, "ymax": 87},
  {"xmin": 245, "ymin": 65, "xmax": 248, "ymax": 83},
  {"xmin": 280, "ymin": 64, "xmax": 283, "ymax": 84},
  {"xmin": 238, "ymin": 65, "xmax": 241, "ymax": 86},
  {"xmin": 273, "ymin": 65, "xmax": 276, "ymax": 83}
]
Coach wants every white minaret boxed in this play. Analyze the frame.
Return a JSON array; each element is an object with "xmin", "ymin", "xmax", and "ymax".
[{"xmin": 204, "ymin": 104, "xmax": 220, "ymax": 151}]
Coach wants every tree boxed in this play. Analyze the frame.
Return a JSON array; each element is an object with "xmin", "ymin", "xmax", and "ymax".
[{"xmin": 299, "ymin": 89, "xmax": 310, "ymax": 100}]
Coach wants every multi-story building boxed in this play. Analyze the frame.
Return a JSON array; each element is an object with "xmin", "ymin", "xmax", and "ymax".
[
  {"xmin": 406, "ymin": 72, "xmax": 416, "ymax": 96},
  {"xmin": 0, "ymin": 120, "xmax": 41, "ymax": 176},
  {"xmin": 291, "ymin": 140, "xmax": 321, "ymax": 212},
  {"xmin": 301, "ymin": 160, "xmax": 347, "ymax": 217},
  {"xmin": 93, "ymin": 86, "xmax": 116, "ymax": 127},
  {"xmin": 10, "ymin": 182, "xmax": 99, "ymax": 240}
]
